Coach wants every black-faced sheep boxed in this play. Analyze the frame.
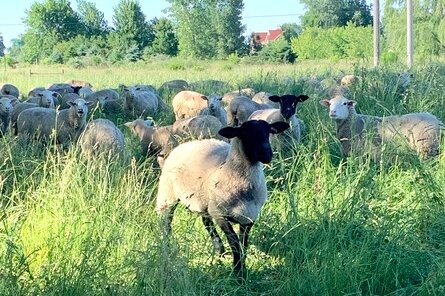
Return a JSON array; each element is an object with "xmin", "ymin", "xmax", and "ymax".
[
  {"xmin": 248, "ymin": 94, "xmax": 309, "ymax": 144},
  {"xmin": 156, "ymin": 120, "xmax": 290, "ymax": 278}
]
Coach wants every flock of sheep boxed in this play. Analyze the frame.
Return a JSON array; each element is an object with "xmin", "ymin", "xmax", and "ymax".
[{"xmin": 0, "ymin": 72, "xmax": 443, "ymax": 281}]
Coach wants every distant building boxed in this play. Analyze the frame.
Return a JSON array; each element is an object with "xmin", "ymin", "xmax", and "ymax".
[{"xmin": 253, "ymin": 28, "xmax": 283, "ymax": 45}]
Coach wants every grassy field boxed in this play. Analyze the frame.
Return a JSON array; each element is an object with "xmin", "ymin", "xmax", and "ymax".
[{"xmin": 0, "ymin": 58, "xmax": 445, "ymax": 295}]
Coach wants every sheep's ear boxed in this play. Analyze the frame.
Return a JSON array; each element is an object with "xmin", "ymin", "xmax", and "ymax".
[
  {"xmin": 201, "ymin": 95, "xmax": 208, "ymax": 101},
  {"xmin": 52, "ymin": 92, "xmax": 60, "ymax": 98},
  {"xmin": 268, "ymin": 95, "xmax": 281, "ymax": 103},
  {"xmin": 347, "ymin": 100, "xmax": 356, "ymax": 107},
  {"xmin": 319, "ymin": 100, "xmax": 330, "ymax": 108},
  {"xmin": 218, "ymin": 126, "xmax": 239, "ymax": 139},
  {"xmin": 86, "ymin": 101, "xmax": 94, "ymax": 107},
  {"xmin": 296, "ymin": 95, "xmax": 309, "ymax": 102},
  {"xmin": 124, "ymin": 121, "xmax": 135, "ymax": 128},
  {"xmin": 37, "ymin": 93, "xmax": 44, "ymax": 97},
  {"xmin": 269, "ymin": 122, "xmax": 290, "ymax": 134}
]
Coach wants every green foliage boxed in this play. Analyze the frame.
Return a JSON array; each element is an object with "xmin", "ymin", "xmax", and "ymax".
[
  {"xmin": 281, "ymin": 22, "xmax": 302, "ymax": 43},
  {"xmin": 112, "ymin": 0, "xmax": 152, "ymax": 50},
  {"xmin": 145, "ymin": 17, "xmax": 178, "ymax": 57},
  {"xmin": 256, "ymin": 37, "xmax": 297, "ymax": 64},
  {"xmin": 301, "ymin": 0, "xmax": 372, "ymax": 29},
  {"xmin": 291, "ymin": 24, "xmax": 373, "ymax": 60},
  {"xmin": 76, "ymin": 0, "xmax": 109, "ymax": 37},
  {"xmin": 0, "ymin": 34, "xmax": 5, "ymax": 57},
  {"xmin": 167, "ymin": 0, "xmax": 245, "ymax": 59}
]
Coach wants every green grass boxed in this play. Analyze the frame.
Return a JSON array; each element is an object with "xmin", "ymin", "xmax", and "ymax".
[{"xmin": 0, "ymin": 58, "xmax": 445, "ymax": 295}]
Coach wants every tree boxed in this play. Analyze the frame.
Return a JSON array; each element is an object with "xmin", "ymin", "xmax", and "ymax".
[
  {"xmin": 281, "ymin": 23, "xmax": 302, "ymax": 43},
  {"xmin": 0, "ymin": 34, "xmax": 5, "ymax": 57},
  {"xmin": 167, "ymin": 0, "xmax": 245, "ymax": 58},
  {"xmin": 300, "ymin": 0, "xmax": 372, "ymax": 28},
  {"xmin": 112, "ymin": 0, "xmax": 151, "ymax": 49},
  {"xmin": 77, "ymin": 0, "xmax": 109, "ymax": 37},
  {"xmin": 147, "ymin": 18, "xmax": 178, "ymax": 56},
  {"xmin": 25, "ymin": 0, "xmax": 82, "ymax": 41}
]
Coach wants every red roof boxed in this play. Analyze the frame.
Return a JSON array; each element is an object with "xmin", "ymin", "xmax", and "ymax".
[{"xmin": 254, "ymin": 28, "xmax": 283, "ymax": 45}]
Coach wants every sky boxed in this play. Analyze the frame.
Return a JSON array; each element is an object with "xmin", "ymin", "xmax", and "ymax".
[{"xmin": 0, "ymin": 0, "xmax": 306, "ymax": 49}]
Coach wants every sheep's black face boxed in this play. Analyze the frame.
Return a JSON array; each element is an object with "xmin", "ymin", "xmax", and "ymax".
[{"xmin": 241, "ymin": 120, "xmax": 273, "ymax": 164}]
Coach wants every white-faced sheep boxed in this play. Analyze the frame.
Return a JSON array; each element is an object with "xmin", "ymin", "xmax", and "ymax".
[
  {"xmin": 319, "ymin": 95, "xmax": 443, "ymax": 158},
  {"xmin": 249, "ymin": 94, "xmax": 309, "ymax": 144},
  {"xmin": 0, "ymin": 83, "xmax": 20, "ymax": 98},
  {"xmin": 0, "ymin": 96, "xmax": 13, "ymax": 136},
  {"xmin": 122, "ymin": 87, "xmax": 159, "ymax": 118},
  {"xmin": 26, "ymin": 90, "xmax": 57, "ymax": 108},
  {"xmin": 172, "ymin": 115, "xmax": 224, "ymax": 141},
  {"xmin": 125, "ymin": 119, "xmax": 177, "ymax": 167},
  {"xmin": 79, "ymin": 118, "xmax": 125, "ymax": 159},
  {"xmin": 172, "ymin": 90, "xmax": 208, "ymax": 120},
  {"xmin": 156, "ymin": 120, "xmax": 290, "ymax": 278},
  {"xmin": 198, "ymin": 95, "xmax": 227, "ymax": 126},
  {"xmin": 17, "ymin": 99, "xmax": 93, "ymax": 148},
  {"xmin": 227, "ymin": 95, "xmax": 274, "ymax": 126}
]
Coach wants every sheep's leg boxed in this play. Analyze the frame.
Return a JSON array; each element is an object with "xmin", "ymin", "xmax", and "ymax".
[
  {"xmin": 215, "ymin": 218, "xmax": 243, "ymax": 277},
  {"xmin": 239, "ymin": 223, "xmax": 253, "ymax": 266},
  {"xmin": 202, "ymin": 216, "xmax": 225, "ymax": 256}
]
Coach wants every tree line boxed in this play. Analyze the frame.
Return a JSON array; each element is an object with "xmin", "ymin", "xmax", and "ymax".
[{"xmin": 0, "ymin": 0, "xmax": 443, "ymax": 66}]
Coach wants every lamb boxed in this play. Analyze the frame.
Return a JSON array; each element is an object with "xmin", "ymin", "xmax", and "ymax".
[
  {"xmin": 0, "ymin": 83, "xmax": 20, "ymax": 98},
  {"xmin": 0, "ymin": 96, "xmax": 13, "ymax": 136},
  {"xmin": 198, "ymin": 95, "xmax": 227, "ymax": 126},
  {"xmin": 122, "ymin": 87, "xmax": 159, "ymax": 118},
  {"xmin": 319, "ymin": 95, "xmax": 443, "ymax": 158},
  {"xmin": 227, "ymin": 95, "xmax": 273, "ymax": 126},
  {"xmin": 125, "ymin": 119, "xmax": 177, "ymax": 167},
  {"xmin": 156, "ymin": 120, "xmax": 290, "ymax": 278},
  {"xmin": 79, "ymin": 118, "xmax": 125, "ymax": 159},
  {"xmin": 17, "ymin": 99, "xmax": 93, "ymax": 148},
  {"xmin": 248, "ymin": 94, "xmax": 309, "ymax": 143},
  {"xmin": 172, "ymin": 115, "xmax": 224, "ymax": 141},
  {"xmin": 172, "ymin": 90, "xmax": 208, "ymax": 120}
]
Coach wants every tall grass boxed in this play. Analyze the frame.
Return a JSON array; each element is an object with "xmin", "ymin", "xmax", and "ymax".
[{"xmin": 0, "ymin": 59, "xmax": 444, "ymax": 295}]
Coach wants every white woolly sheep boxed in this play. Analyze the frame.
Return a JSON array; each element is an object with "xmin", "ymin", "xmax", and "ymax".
[
  {"xmin": 17, "ymin": 99, "xmax": 93, "ymax": 148},
  {"xmin": 58, "ymin": 93, "xmax": 81, "ymax": 110},
  {"xmin": 0, "ymin": 96, "xmax": 13, "ymax": 135},
  {"xmin": 222, "ymin": 88, "xmax": 256, "ymax": 106},
  {"xmin": 125, "ymin": 119, "xmax": 177, "ymax": 167},
  {"xmin": 172, "ymin": 90, "xmax": 208, "ymax": 120},
  {"xmin": 249, "ymin": 94, "xmax": 309, "ymax": 144},
  {"xmin": 251, "ymin": 91, "xmax": 279, "ymax": 108},
  {"xmin": 198, "ymin": 95, "xmax": 227, "ymax": 126},
  {"xmin": 97, "ymin": 96, "xmax": 123, "ymax": 115},
  {"xmin": 47, "ymin": 83, "xmax": 75, "ymax": 95},
  {"xmin": 26, "ymin": 90, "xmax": 57, "ymax": 108},
  {"xmin": 227, "ymin": 95, "xmax": 274, "ymax": 126},
  {"xmin": 0, "ymin": 83, "xmax": 20, "ymax": 98},
  {"xmin": 172, "ymin": 115, "xmax": 224, "ymax": 141},
  {"xmin": 122, "ymin": 87, "xmax": 159, "ymax": 118},
  {"xmin": 79, "ymin": 118, "xmax": 125, "ymax": 159},
  {"xmin": 86, "ymin": 88, "xmax": 120, "ymax": 104},
  {"xmin": 156, "ymin": 120, "xmax": 290, "ymax": 278},
  {"xmin": 319, "ymin": 95, "xmax": 443, "ymax": 158},
  {"xmin": 340, "ymin": 74, "xmax": 362, "ymax": 88}
]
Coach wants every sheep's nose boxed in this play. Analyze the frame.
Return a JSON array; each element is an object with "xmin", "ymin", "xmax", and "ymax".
[{"xmin": 329, "ymin": 110, "xmax": 336, "ymax": 116}]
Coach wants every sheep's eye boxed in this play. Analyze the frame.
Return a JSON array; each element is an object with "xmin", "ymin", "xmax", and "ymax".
[{"xmin": 343, "ymin": 102, "xmax": 347, "ymax": 105}]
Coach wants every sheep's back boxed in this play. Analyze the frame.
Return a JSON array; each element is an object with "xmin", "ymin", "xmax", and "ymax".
[
  {"xmin": 172, "ymin": 90, "xmax": 207, "ymax": 120},
  {"xmin": 17, "ymin": 107, "xmax": 57, "ymax": 139},
  {"xmin": 80, "ymin": 119, "xmax": 125, "ymax": 157}
]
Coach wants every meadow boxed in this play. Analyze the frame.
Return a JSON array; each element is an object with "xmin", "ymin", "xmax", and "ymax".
[{"xmin": 0, "ymin": 57, "xmax": 444, "ymax": 295}]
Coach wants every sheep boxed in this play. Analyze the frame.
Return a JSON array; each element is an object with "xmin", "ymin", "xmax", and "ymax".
[
  {"xmin": 156, "ymin": 119, "xmax": 290, "ymax": 278},
  {"xmin": 158, "ymin": 79, "xmax": 189, "ymax": 97},
  {"xmin": 79, "ymin": 118, "xmax": 125, "ymax": 159},
  {"xmin": 58, "ymin": 93, "xmax": 81, "ymax": 110},
  {"xmin": 198, "ymin": 95, "xmax": 227, "ymax": 126},
  {"xmin": 172, "ymin": 115, "xmax": 224, "ymax": 141},
  {"xmin": 248, "ymin": 94, "xmax": 309, "ymax": 144},
  {"xmin": 86, "ymin": 89, "xmax": 120, "ymax": 104},
  {"xmin": 78, "ymin": 87, "xmax": 94, "ymax": 99},
  {"xmin": 340, "ymin": 74, "xmax": 361, "ymax": 88},
  {"xmin": 47, "ymin": 83, "xmax": 75, "ymax": 95},
  {"xmin": 125, "ymin": 119, "xmax": 177, "ymax": 167},
  {"xmin": 0, "ymin": 83, "xmax": 20, "ymax": 98},
  {"xmin": 251, "ymin": 91, "xmax": 279, "ymax": 108},
  {"xmin": 17, "ymin": 99, "xmax": 93, "ymax": 148},
  {"xmin": 222, "ymin": 88, "xmax": 256, "ymax": 106},
  {"xmin": 319, "ymin": 95, "xmax": 443, "ymax": 159},
  {"xmin": 172, "ymin": 90, "xmax": 208, "ymax": 120},
  {"xmin": 227, "ymin": 95, "xmax": 273, "ymax": 126},
  {"xmin": 26, "ymin": 90, "xmax": 57, "ymax": 108},
  {"xmin": 122, "ymin": 87, "xmax": 159, "ymax": 118},
  {"xmin": 0, "ymin": 96, "xmax": 13, "ymax": 135},
  {"xmin": 97, "ymin": 96, "xmax": 123, "ymax": 115}
]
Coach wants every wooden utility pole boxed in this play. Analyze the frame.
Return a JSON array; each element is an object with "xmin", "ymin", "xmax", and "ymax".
[
  {"xmin": 373, "ymin": 0, "xmax": 380, "ymax": 67},
  {"xmin": 407, "ymin": 0, "xmax": 414, "ymax": 68}
]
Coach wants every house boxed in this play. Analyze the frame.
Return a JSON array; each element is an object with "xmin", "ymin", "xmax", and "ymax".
[{"xmin": 253, "ymin": 28, "xmax": 283, "ymax": 45}]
